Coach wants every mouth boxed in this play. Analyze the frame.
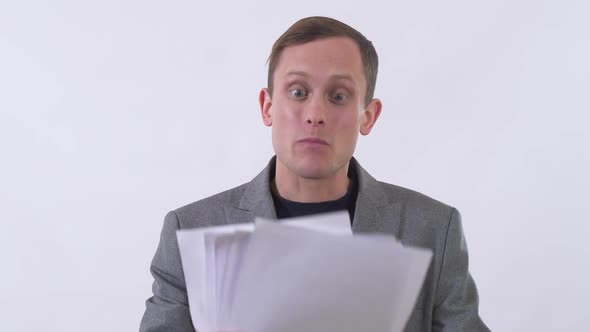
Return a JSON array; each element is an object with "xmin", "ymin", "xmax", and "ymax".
[{"xmin": 297, "ymin": 138, "xmax": 329, "ymax": 146}]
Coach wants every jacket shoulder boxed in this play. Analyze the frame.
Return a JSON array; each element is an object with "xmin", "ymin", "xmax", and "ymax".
[
  {"xmin": 376, "ymin": 181, "xmax": 456, "ymax": 233},
  {"xmin": 172, "ymin": 183, "xmax": 249, "ymax": 229},
  {"xmin": 378, "ymin": 181, "xmax": 452, "ymax": 212}
]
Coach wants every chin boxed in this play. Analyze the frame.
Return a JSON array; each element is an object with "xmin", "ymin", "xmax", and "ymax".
[
  {"xmin": 293, "ymin": 159, "xmax": 338, "ymax": 180},
  {"xmin": 295, "ymin": 168, "xmax": 331, "ymax": 180},
  {"xmin": 277, "ymin": 153, "xmax": 347, "ymax": 180}
]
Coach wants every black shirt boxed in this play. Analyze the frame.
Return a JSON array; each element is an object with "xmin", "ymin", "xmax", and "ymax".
[{"xmin": 270, "ymin": 164, "xmax": 359, "ymax": 225}]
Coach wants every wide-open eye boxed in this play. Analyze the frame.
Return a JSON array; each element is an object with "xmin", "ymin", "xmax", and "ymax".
[
  {"xmin": 331, "ymin": 91, "xmax": 348, "ymax": 104},
  {"xmin": 289, "ymin": 88, "xmax": 308, "ymax": 99}
]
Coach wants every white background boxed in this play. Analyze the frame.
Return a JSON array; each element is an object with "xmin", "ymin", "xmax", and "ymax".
[{"xmin": 1, "ymin": 0, "xmax": 588, "ymax": 331}]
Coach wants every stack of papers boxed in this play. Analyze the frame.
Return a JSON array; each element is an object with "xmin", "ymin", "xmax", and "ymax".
[{"xmin": 176, "ymin": 211, "xmax": 432, "ymax": 332}]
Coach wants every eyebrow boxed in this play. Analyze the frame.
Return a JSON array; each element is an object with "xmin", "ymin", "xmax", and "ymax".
[
  {"xmin": 285, "ymin": 70, "xmax": 309, "ymax": 77},
  {"xmin": 285, "ymin": 70, "xmax": 355, "ymax": 82}
]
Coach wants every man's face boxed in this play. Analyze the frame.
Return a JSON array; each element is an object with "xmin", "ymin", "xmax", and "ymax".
[{"xmin": 260, "ymin": 37, "xmax": 381, "ymax": 180}]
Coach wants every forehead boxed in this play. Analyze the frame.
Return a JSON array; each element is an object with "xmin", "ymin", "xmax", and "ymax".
[{"xmin": 274, "ymin": 37, "xmax": 365, "ymax": 85}]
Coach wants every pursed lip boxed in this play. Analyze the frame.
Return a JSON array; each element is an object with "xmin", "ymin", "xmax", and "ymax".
[{"xmin": 297, "ymin": 137, "xmax": 329, "ymax": 145}]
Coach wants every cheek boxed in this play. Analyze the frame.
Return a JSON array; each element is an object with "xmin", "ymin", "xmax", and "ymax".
[
  {"xmin": 332, "ymin": 113, "xmax": 362, "ymax": 150},
  {"xmin": 271, "ymin": 113, "xmax": 294, "ymax": 146},
  {"xmin": 273, "ymin": 105, "xmax": 301, "ymax": 132},
  {"xmin": 334, "ymin": 111, "xmax": 362, "ymax": 132}
]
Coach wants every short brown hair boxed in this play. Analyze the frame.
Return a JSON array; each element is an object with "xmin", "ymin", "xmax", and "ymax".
[{"xmin": 267, "ymin": 16, "xmax": 379, "ymax": 106}]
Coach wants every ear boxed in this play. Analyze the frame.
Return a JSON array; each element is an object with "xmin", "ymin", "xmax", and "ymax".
[
  {"xmin": 259, "ymin": 88, "xmax": 273, "ymax": 127},
  {"xmin": 360, "ymin": 98, "xmax": 382, "ymax": 135}
]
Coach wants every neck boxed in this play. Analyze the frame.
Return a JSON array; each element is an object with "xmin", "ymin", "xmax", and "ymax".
[{"xmin": 274, "ymin": 159, "xmax": 350, "ymax": 203}]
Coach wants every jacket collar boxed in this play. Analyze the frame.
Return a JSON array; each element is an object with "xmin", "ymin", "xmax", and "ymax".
[
  {"xmin": 236, "ymin": 157, "xmax": 278, "ymax": 219},
  {"xmin": 229, "ymin": 156, "xmax": 402, "ymax": 237}
]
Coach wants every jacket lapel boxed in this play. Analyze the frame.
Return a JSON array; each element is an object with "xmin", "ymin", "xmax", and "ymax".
[
  {"xmin": 351, "ymin": 158, "xmax": 403, "ymax": 239},
  {"xmin": 225, "ymin": 157, "xmax": 277, "ymax": 224},
  {"xmin": 225, "ymin": 156, "xmax": 402, "ymax": 240}
]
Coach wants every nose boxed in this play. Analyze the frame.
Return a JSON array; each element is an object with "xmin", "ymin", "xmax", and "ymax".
[{"xmin": 305, "ymin": 96, "xmax": 327, "ymax": 126}]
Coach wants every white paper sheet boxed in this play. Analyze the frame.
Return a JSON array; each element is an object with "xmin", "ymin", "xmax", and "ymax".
[
  {"xmin": 217, "ymin": 231, "xmax": 251, "ymax": 330},
  {"xmin": 177, "ymin": 223, "xmax": 254, "ymax": 332},
  {"xmin": 230, "ymin": 221, "xmax": 432, "ymax": 332},
  {"xmin": 176, "ymin": 211, "xmax": 432, "ymax": 332}
]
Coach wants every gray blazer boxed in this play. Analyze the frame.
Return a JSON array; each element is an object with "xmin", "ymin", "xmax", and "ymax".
[{"xmin": 140, "ymin": 157, "xmax": 490, "ymax": 332}]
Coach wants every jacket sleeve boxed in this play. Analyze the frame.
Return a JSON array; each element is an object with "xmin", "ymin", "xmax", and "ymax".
[
  {"xmin": 432, "ymin": 208, "xmax": 490, "ymax": 332},
  {"xmin": 140, "ymin": 211, "xmax": 196, "ymax": 332}
]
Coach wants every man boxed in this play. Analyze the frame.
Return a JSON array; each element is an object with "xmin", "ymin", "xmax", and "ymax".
[{"xmin": 140, "ymin": 16, "xmax": 489, "ymax": 332}]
